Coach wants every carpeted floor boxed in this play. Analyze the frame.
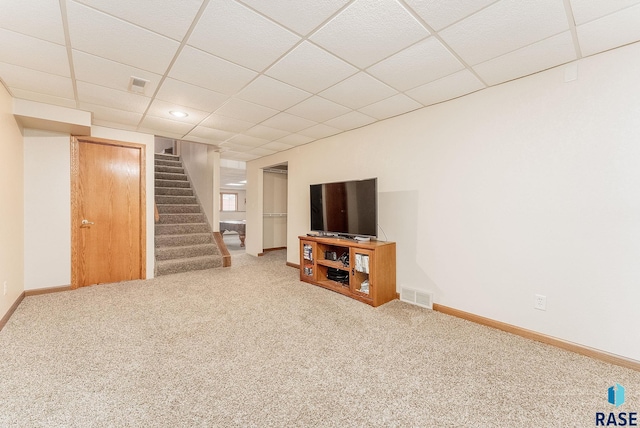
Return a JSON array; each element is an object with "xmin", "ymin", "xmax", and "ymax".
[{"xmin": 1, "ymin": 250, "xmax": 638, "ymax": 427}]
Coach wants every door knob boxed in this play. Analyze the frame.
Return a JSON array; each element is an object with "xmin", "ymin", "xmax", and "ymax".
[{"xmin": 81, "ymin": 219, "xmax": 95, "ymax": 225}]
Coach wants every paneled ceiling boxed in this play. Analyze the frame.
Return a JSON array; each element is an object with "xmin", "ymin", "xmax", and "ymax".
[{"xmin": 1, "ymin": 0, "xmax": 639, "ymax": 162}]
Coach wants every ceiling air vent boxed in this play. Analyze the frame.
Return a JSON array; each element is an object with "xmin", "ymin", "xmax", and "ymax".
[{"xmin": 129, "ymin": 76, "xmax": 149, "ymax": 94}]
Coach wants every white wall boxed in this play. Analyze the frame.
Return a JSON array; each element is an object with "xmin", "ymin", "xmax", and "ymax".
[
  {"xmin": 0, "ymin": 84, "xmax": 24, "ymax": 320},
  {"xmin": 180, "ymin": 142, "xmax": 220, "ymax": 230},
  {"xmin": 246, "ymin": 42, "xmax": 640, "ymax": 362},
  {"xmin": 23, "ymin": 129, "xmax": 71, "ymax": 290}
]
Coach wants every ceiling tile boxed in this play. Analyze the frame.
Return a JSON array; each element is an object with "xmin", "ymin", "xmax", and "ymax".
[
  {"xmin": 73, "ymin": 0, "xmax": 203, "ymax": 41},
  {"xmin": 78, "ymin": 102, "xmax": 143, "ymax": 126},
  {"xmin": 276, "ymin": 133, "xmax": 315, "ymax": 146},
  {"xmin": 185, "ymin": 126, "xmax": 237, "ymax": 143},
  {"xmin": 367, "ymin": 37, "xmax": 464, "ymax": 91},
  {"xmin": 406, "ymin": 70, "xmax": 485, "ymax": 107},
  {"xmin": 245, "ymin": 125, "xmax": 290, "ymax": 141},
  {"xmin": 169, "ymin": 46, "xmax": 258, "ymax": 95},
  {"xmin": 9, "ymin": 88, "xmax": 76, "ymax": 108},
  {"xmin": 310, "ymin": 0, "xmax": 429, "ymax": 68},
  {"xmin": 0, "ymin": 62, "xmax": 74, "ymax": 99},
  {"xmin": 93, "ymin": 119, "xmax": 139, "ymax": 132},
  {"xmin": 474, "ymin": 32, "xmax": 577, "ymax": 86},
  {"xmin": 188, "ymin": 0, "xmax": 300, "ymax": 71},
  {"xmin": 324, "ymin": 111, "xmax": 377, "ymax": 131},
  {"xmin": 236, "ymin": 75, "xmax": 312, "ymax": 110},
  {"xmin": 67, "ymin": 2, "xmax": 180, "ymax": 74},
  {"xmin": 155, "ymin": 78, "xmax": 229, "ymax": 112},
  {"xmin": 183, "ymin": 136, "xmax": 223, "ymax": 146},
  {"xmin": 200, "ymin": 114, "xmax": 255, "ymax": 133},
  {"xmin": 73, "ymin": 50, "xmax": 161, "ymax": 95},
  {"xmin": 246, "ymin": 147, "xmax": 277, "ymax": 157},
  {"xmin": 285, "ymin": 96, "xmax": 350, "ymax": 122},
  {"xmin": 214, "ymin": 98, "xmax": 279, "ymax": 123},
  {"xmin": 577, "ymin": 4, "xmax": 640, "ymax": 56},
  {"xmin": 404, "ymin": 0, "xmax": 496, "ymax": 31},
  {"xmin": 570, "ymin": 0, "xmax": 640, "ymax": 25},
  {"xmin": 439, "ymin": 0, "xmax": 569, "ymax": 65},
  {"xmin": 220, "ymin": 142, "xmax": 252, "ymax": 152},
  {"xmin": 228, "ymin": 134, "xmax": 270, "ymax": 148},
  {"xmin": 0, "ymin": 0, "xmax": 65, "ymax": 44},
  {"xmin": 146, "ymin": 99, "xmax": 210, "ymax": 125},
  {"xmin": 77, "ymin": 81, "xmax": 151, "ymax": 113},
  {"xmin": 0, "ymin": 29, "xmax": 70, "ymax": 77},
  {"xmin": 265, "ymin": 41, "xmax": 358, "ymax": 93},
  {"xmin": 261, "ymin": 141, "xmax": 295, "ymax": 151},
  {"xmin": 358, "ymin": 93, "xmax": 422, "ymax": 120},
  {"xmin": 298, "ymin": 123, "xmax": 342, "ymax": 139},
  {"xmin": 237, "ymin": 0, "xmax": 350, "ymax": 35},
  {"xmin": 319, "ymin": 72, "xmax": 398, "ymax": 109},
  {"xmin": 138, "ymin": 115, "xmax": 195, "ymax": 136},
  {"xmin": 261, "ymin": 112, "xmax": 318, "ymax": 133},
  {"xmin": 223, "ymin": 151, "xmax": 260, "ymax": 161}
]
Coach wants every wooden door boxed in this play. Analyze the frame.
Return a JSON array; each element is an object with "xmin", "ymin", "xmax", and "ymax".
[{"xmin": 71, "ymin": 136, "xmax": 146, "ymax": 288}]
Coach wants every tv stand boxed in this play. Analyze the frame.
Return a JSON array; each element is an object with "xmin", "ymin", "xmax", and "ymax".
[{"xmin": 299, "ymin": 235, "xmax": 396, "ymax": 307}]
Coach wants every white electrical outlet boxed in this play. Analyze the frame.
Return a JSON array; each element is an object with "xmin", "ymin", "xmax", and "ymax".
[{"xmin": 534, "ymin": 294, "xmax": 546, "ymax": 311}]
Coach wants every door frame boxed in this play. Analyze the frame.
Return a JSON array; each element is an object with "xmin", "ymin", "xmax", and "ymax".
[{"xmin": 70, "ymin": 136, "xmax": 147, "ymax": 289}]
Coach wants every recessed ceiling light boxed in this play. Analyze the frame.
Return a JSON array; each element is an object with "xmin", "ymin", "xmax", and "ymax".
[{"xmin": 169, "ymin": 110, "xmax": 188, "ymax": 118}]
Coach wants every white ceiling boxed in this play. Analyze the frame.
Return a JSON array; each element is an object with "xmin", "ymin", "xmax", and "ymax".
[{"xmin": 2, "ymin": 0, "xmax": 640, "ymax": 162}]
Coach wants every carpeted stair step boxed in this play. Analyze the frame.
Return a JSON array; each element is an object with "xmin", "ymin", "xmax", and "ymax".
[
  {"xmin": 155, "ymin": 165, "xmax": 185, "ymax": 174},
  {"xmin": 156, "ymin": 187, "xmax": 194, "ymax": 197},
  {"xmin": 155, "ymin": 195, "xmax": 197, "ymax": 205},
  {"xmin": 155, "ymin": 159, "xmax": 182, "ymax": 167},
  {"xmin": 156, "ymin": 204, "xmax": 201, "ymax": 214},
  {"xmin": 155, "ymin": 243, "xmax": 219, "ymax": 261},
  {"xmin": 155, "ymin": 153, "xmax": 180, "ymax": 162},
  {"xmin": 155, "ymin": 233, "xmax": 213, "ymax": 247},
  {"xmin": 155, "ymin": 255, "xmax": 223, "ymax": 276},
  {"xmin": 156, "ymin": 223, "xmax": 211, "ymax": 235},
  {"xmin": 155, "ymin": 179, "xmax": 191, "ymax": 188},
  {"xmin": 158, "ymin": 213, "xmax": 206, "ymax": 224},
  {"xmin": 155, "ymin": 172, "xmax": 188, "ymax": 181}
]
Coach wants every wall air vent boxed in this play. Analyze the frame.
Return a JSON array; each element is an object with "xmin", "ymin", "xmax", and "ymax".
[
  {"xmin": 400, "ymin": 287, "xmax": 433, "ymax": 309},
  {"xmin": 129, "ymin": 76, "xmax": 149, "ymax": 94}
]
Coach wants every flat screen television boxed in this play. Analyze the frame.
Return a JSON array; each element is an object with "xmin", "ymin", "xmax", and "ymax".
[{"xmin": 310, "ymin": 178, "xmax": 377, "ymax": 238}]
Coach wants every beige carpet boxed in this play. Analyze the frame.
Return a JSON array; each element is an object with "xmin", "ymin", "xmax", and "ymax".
[{"xmin": 1, "ymin": 250, "xmax": 638, "ymax": 427}]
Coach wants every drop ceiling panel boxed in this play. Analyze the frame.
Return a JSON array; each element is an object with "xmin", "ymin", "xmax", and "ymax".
[
  {"xmin": 0, "ymin": 62, "xmax": 74, "ymax": 99},
  {"xmin": 155, "ymin": 78, "xmax": 229, "ymax": 112},
  {"xmin": 406, "ymin": 70, "xmax": 485, "ymax": 107},
  {"xmin": 76, "ymin": 81, "xmax": 151, "ymax": 114},
  {"xmin": 576, "ymin": 4, "xmax": 640, "ymax": 56},
  {"xmin": 276, "ymin": 133, "xmax": 315, "ymax": 146},
  {"xmin": 246, "ymin": 147, "xmax": 277, "ymax": 157},
  {"xmin": 228, "ymin": 134, "xmax": 270, "ymax": 148},
  {"xmin": 367, "ymin": 37, "xmax": 465, "ymax": 91},
  {"xmin": 261, "ymin": 141, "xmax": 295, "ymax": 151},
  {"xmin": 298, "ymin": 123, "xmax": 342, "ymax": 139},
  {"xmin": 358, "ymin": 93, "xmax": 422, "ymax": 120},
  {"xmin": 185, "ymin": 126, "xmax": 237, "ymax": 142},
  {"xmin": 146, "ymin": 99, "xmax": 210, "ymax": 125},
  {"xmin": 67, "ymin": 2, "xmax": 180, "ymax": 74},
  {"xmin": 169, "ymin": 46, "xmax": 258, "ymax": 95},
  {"xmin": 404, "ymin": 0, "xmax": 497, "ymax": 31},
  {"xmin": 188, "ymin": 0, "xmax": 300, "ymax": 72},
  {"xmin": 236, "ymin": 76, "xmax": 312, "ymax": 110},
  {"xmin": 285, "ymin": 96, "xmax": 350, "ymax": 122},
  {"xmin": 200, "ymin": 114, "xmax": 255, "ymax": 133},
  {"xmin": 78, "ymin": 102, "xmax": 143, "ymax": 126},
  {"xmin": 214, "ymin": 98, "xmax": 279, "ymax": 123},
  {"xmin": 265, "ymin": 41, "xmax": 358, "ymax": 94},
  {"xmin": 319, "ymin": 72, "xmax": 398, "ymax": 110},
  {"xmin": 9, "ymin": 88, "xmax": 76, "ymax": 109},
  {"xmin": 73, "ymin": 50, "xmax": 161, "ymax": 95},
  {"xmin": 310, "ymin": 0, "xmax": 429, "ymax": 68},
  {"xmin": 245, "ymin": 125, "xmax": 290, "ymax": 141},
  {"xmin": 324, "ymin": 110, "xmax": 377, "ymax": 131},
  {"xmin": 0, "ymin": 0, "xmax": 65, "ymax": 44},
  {"xmin": 439, "ymin": 0, "xmax": 569, "ymax": 65},
  {"xmin": 261, "ymin": 112, "xmax": 318, "ymax": 133},
  {"xmin": 73, "ymin": 0, "xmax": 204, "ymax": 41},
  {"xmin": 139, "ymin": 115, "xmax": 194, "ymax": 135},
  {"xmin": 0, "ymin": 29, "xmax": 70, "ymax": 77},
  {"xmin": 474, "ymin": 32, "xmax": 577, "ymax": 86},
  {"xmin": 569, "ymin": 0, "xmax": 640, "ymax": 25},
  {"xmin": 237, "ymin": 0, "xmax": 350, "ymax": 36}
]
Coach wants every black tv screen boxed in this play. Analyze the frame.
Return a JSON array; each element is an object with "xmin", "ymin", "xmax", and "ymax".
[{"xmin": 310, "ymin": 178, "xmax": 377, "ymax": 238}]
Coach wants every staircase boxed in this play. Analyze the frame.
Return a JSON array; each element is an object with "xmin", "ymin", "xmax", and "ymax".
[{"xmin": 154, "ymin": 153, "xmax": 224, "ymax": 276}]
